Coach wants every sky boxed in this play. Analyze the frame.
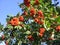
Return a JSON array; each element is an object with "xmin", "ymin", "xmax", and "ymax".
[
  {"xmin": 0, "ymin": 0, "xmax": 60, "ymax": 26},
  {"xmin": 0, "ymin": 0, "xmax": 23, "ymax": 26}
]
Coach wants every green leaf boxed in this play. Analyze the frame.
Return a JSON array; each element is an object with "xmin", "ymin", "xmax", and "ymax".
[
  {"xmin": 6, "ymin": 24, "xmax": 13, "ymax": 29},
  {"xmin": 30, "ymin": 0, "xmax": 34, "ymax": 5},
  {"xmin": 0, "ymin": 23, "xmax": 3, "ymax": 30},
  {"xmin": 45, "ymin": 18, "xmax": 51, "ymax": 29},
  {"xmin": 55, "ymin": 16, "xmax": 60, "ymax": 24},
  {"xmin": 14, "ymin": 26, "xmax": 22, "ymax": 30}
]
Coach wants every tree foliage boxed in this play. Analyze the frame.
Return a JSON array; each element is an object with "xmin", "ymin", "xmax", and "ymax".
[{"xmin": 0, "ymin": 0, "xmax": 60, "ymax": 45}]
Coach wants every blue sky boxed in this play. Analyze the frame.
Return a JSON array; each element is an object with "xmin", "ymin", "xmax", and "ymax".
[
  {"xmin": 0, "ymin": 0, "xmax": 60, "ymax": 26},
  {"xmin": 0, "ymin": 0, "xmax": 23, "ymax": 26}
]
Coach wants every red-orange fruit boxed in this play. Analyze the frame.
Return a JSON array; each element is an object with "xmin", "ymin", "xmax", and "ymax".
[
  {"xmin": 19, "ymin": 16, "xmax": 24, "ymax": 22},
  {"xmin": 23, "ymin": 11, "xmax": 28, "ymax": 15},
  {"xmin": 34, "ymin": 0, "xmax": 39, "ymax": 5},
  {"xmin": 38, "ymin": 10, "xmax": 44, "ymax": 19},
  {"xmin": 5, "ymin": 41, "xmax": 8, "ymax": 45},
  {"xmin": 39, "ymin": 33, "xmax": 43, "ymax": 37},
  {"xmin": 38, "ymin": 20, "xmax": 44, "ymax": 25},
  {"xmin": 39, "ymin": 28, "xmax": 45, "ymax": 34},
  {"xmin": 10, "ymin": 17, "xmax": 19, "ymax": 26},
  {"xmin": 30, "ymin": 8, "xmax": 36, "ymax": 16},
  {"xmin": 27, "ymin": 35, "xmax": 34, "ymax": 41},
  {"xmin": 34, "ymin": 18, "xmax": 39, "ymax": 23},
  {"xmin": 24, "ymin": 0, "xmax": 30, "ymax": 7},
  {"xmin": 48, "ymin": 38, "xmax": 54, "ymax": 40},
  {"xmin": 20, "ymin": 24, "xmax": 24, "ymax": 27},
  {"xmin": 2, "ymin": 35, "xmax": 5, "ymax": 40},
  {"xmin": 56, "ymin": 25, "xmax": 60, "ymax": 32}
]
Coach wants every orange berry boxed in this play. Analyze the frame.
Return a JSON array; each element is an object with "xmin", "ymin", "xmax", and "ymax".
[
  {"xmin": 5, "ymin": 41, "xmax": 8, "ymax": 45},
  {"xmin": 34, "ymin": 18, "xmax": 39, "ymax": 23},
  {"xmin": 39, "ymin": 33, "xmax": 43, "ymax": 37},
  {"xmin": 10, "ymin": 17, "xmax": 19, "ymax": 26},
  {"xmin": 38, "ymin": 20, "xmax": 44, "ymax": 25},
  {"xmin": 28, "ymin": 35, "xmax": 32, "ymax": 38},
  {"xmin": 56, "ymin": 25, "xmax": 60, "ymax": 32},
  {"xmin": 19, "ymin": 16, "xmax": 24, "ymax": 22},
  {"xmin": 2, "ymin": 35, "xmax": 5, "ymax": 40},
  {"xmin": 39, "ymin": 28, "xmax": 45, "ymax": 34},
  {"xmin": 48, "ymin": 38, "xmax": 54, "ymax": 40},
  {"xmin": 20, "ymin": 24, "xmax": 24, "ymax": 27},
  {"xmin": 38, "ymin": 10, "xmax": 43, "ymax": 16},
  {"xmin": 23, "ymin": 11, "xmax": 28, "ymax": 15},
  {"xmin": 38, "ymin": 10, "xmax": 44, "ymax": 19},
  {"xmin": 30, "ymin": 8, "xmax": 36, "ymax": 16},
  {"xmin": 27, "ymin": 35, "xmax": 34, "ymax": 41},
  {"xmin": 34, "ymin": 0, "xmax": 39, "ymax": 5},
  {"xmin": 37, "ymin": 16, "xmax": 41, "ymax": 19},
  {"xmin": 24, "ymin": 0, "xmax": 30, "ymax": 7}
]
